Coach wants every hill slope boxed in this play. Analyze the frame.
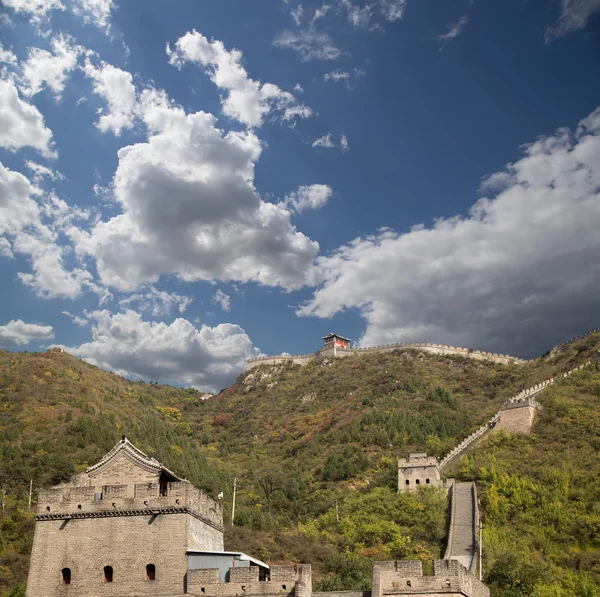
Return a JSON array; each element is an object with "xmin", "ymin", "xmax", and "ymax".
[{"xmin": 0, "ymin": 333, "xmax": 599, "ymax": 596}]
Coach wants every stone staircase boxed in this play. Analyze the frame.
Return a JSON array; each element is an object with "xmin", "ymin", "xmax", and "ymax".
[{"xmin": 444, "ymin": 482, "xmax": 479, "ymax": 575}]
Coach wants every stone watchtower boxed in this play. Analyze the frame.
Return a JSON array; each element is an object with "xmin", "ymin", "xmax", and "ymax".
[
  {"xmin": 398, "ymin": 453, "xmax": 442, "ymax": 491},
  {"xmin": 26, "ymin": 437, "xmax": 224, "ymax": 596},
  {"xmin": 496, "ymin": 396, "xmax": 541, "ymax": 434}
]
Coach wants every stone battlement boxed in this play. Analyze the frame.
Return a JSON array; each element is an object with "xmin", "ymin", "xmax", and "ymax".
[
  {"xmin": 372, "ymin": 560, "xmax": 489, "ymax": 597},
  {"xmin": 37, "ymin": 481, "xmax": 223, "ymax": 530},
  {"xmin": 187, "ymin": 564, "xmax": 311, "ymax": 597},
  {"xmin": 246, "ymin": 342, "xmax": 527, "ymax": 371}
]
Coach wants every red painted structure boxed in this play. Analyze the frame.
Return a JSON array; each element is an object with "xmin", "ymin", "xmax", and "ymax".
[{"xmin": 322, "ymin": 333, "xmax": 351, "ymax": 349}]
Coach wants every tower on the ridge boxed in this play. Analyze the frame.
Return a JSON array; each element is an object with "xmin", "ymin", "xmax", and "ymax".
[
  {"xmin": 321, "ymin": 333, "xmax": 352, "ymax": 357},
  {"xmin": 398, "ymin": 453, "xmax": 442, "ymax": 491}
]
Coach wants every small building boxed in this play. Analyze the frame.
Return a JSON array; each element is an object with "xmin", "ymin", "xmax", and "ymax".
[
  {"xmin": 322, "ymin": 333, "xmax": 351, "ymax": 350},
  {"xmin": 398, "ymin": 452, "xmax": 442, "ymax": 491},
  {"xmin": 187, "ymin": 550, "xmax": 269, "ymax": 582}
]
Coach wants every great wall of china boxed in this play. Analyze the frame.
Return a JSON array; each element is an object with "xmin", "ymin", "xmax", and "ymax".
[
  {"xmin": 246, "ymin": 342, "xmax": 529, "ymax": 370},
  {"xmin": 438, "ymin": 360, "xmax": 594, "ymax": 470}
]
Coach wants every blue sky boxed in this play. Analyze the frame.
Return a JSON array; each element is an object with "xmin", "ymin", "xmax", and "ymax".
[{"xmin": 0, "ymin": 0, "xmax": 599, "ymax": 391}]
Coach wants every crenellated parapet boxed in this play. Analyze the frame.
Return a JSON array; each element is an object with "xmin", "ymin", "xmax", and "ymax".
[
  {"xmin": 36, "ymin": 480, "xmax": 224, "ymax": 532},
  {"xmin": 187, "ymin": 564, "xmax": 311, "ymax": 597},
  {"xmin": 372, "ymin": 559, "xmax": 489, "ymax": 597}
]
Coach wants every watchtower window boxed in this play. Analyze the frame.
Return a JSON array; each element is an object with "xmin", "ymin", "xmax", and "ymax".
[
  {"xmin": 104, "ymin": 566, "xmax": 113, "ymax": 583},
  {"xmin": 426, "ymin": 478, "xmax": 430, "ymax": 484},
  {"xmin": 405, "ymin": 480, "xmax": 409, "ymax": 485},
  {"xmin": 62, "ymin": 568, "xmax": 71, "ymax": 584},
  {"xmin": 415, "ymin": 479, "xmax": 420, "ymax": 484},
  {"xmin": 146, "ymin": 564, "xmax": 156, "ymax": 581}
]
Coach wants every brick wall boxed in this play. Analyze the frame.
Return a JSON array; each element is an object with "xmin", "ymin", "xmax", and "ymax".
[
  {"xmin": 187, "ymin": 565, "xmax": 311, "ymax": 597},
  {"xmin": 371, "ymin": 560, "xmax": 489, "ymax": 597}
]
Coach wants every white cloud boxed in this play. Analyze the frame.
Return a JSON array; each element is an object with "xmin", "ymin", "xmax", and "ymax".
[
  {"xmin": 0, "ymin": 319, "xmax": 54, "ymax": 347},
  {"xmin": 379, "ymin": 0, "xmax": 406, "ymax": 21},
  {"xmin": 118, "ymin": 286, "xmax": 194, "ymax": 316},
  {"xmin": 19, "ymin": 35, "xmax": 82, "ymax": 98},
  {"xmin": 323, "ymin": 68, "xmax": 366, "ymax": 88},
  {"xmin": 283, "ymin": 184, "xmax": 333, "ymax": 212},
  {"xmin": 273, "ymin": 28, "xmax": 342, "ymax": 61},
  {"xmin": 71, "ymin": 0, "xmax": 114, "ymax": 30},
  {"xmin": 3, "ymin": 0, "xmax": 113, "ymax": 29},
  {"xmin": 312, "ymin": 133, "xmax": 335, "ymax": 148},
  {"xmin": 341, "ymin": 0, "xmax": 374, "ymax": 29},
  {"xmin": 299, "ymin": 105, "xmax": 600, "ymax": 357},
  {"xmin": 25, "ymin": 160, "xmax": 65, "ymax": 183},
  {"xmin": 68, "ymin": 88, "xmax": 319, "ymax": 292},
  {"xmin": 0, "ymin": 43, "xmax": 17, "ymax": 65},
  {"xmin": 439, "ymin": 15, "xmax": 469, "ymax": 43},
  {"xmin": 312, "ymin": 133, "xmax": 348, "ymax": 150},
  {"xmin": 1, "ymin": 0, "xmax": 65, "ymax": 22},
  {"xmin": 546, "ymin": 0, "xmax": 600, "ymax": 41},
  {"xmin": 167, "ymin": 30, "xmax": 311, "ymax": 127},
  {"xmin": 312, "ymin": 4, "xmax": 331, "ymax": 21},
  {"xmin": 62, "ymin": 310, "xmax": 88, "ymax": 327},
  {"xmin": 0, "ymin": 162, "xmax": 93, "ymax": 299},
  {"xmin": 293, "ymin": 83, "xmax": 304, "ymax": 93},
  {"xmin": 291, "ymin": 4, "xmax": 304, "ymax": 25},
  {"xmin": 83, "ymin": 59, "xmax": 138, "ymax": 135},
  {"xmin": 213, "ymin": 288, "xmax": 231, "ymax": 312},
  {"xmin": 0, "ymin": 78, "xmax": 56, "ymax": 158},
  {"xmin": 63, "ymin": 309, "xmax": 259, "ymax": 392}
]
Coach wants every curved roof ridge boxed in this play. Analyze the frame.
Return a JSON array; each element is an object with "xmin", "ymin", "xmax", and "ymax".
[{"xmin": 86, "ymin": 436, "xmax": 181, "ymax": 481}]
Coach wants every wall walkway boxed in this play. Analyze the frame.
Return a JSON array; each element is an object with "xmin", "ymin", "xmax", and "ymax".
[
  {"xmin": 438, "ymin": 361, "xmax": 593, "ymax": 471},
  {"xmin": 444, "ymin": 482, "xmax": 479, "ymax": 575}
]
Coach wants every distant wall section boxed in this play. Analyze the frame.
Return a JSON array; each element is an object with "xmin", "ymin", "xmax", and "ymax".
[{"xmin": 246, "ymin": 343, "xmax": 528, "ymax": 371}]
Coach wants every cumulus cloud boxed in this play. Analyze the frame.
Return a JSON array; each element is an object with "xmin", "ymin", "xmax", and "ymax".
[
  {"xmin": 283, "ymin": 184, "xmax": 333, "ymax": 212},
  {"xmin": 0, "ymin": 78, "xmax": 56, "ymax": 158},
  {"xmin": 340, "ymin": 134, "xmax": 349, "ymax": 152},
  {"xmin": 3, "ymin": 0, "xmax": 113, "ymax": 29},
  {"xmin": 299, "ymin": 105, "xmax": 600, "ymax": 357},
  {"xmin": 71, "ymin": 0, "xmax": 114, "ymax": 30},
  {"xmin": 1, "ymin": 0, "xmax": 65, "ymax": 22},
  {"xmin": 68, "ymin": 88, "xmax": 319, "ymax": 292},
  {"xmin": 546, "ymin": 0, "xmax": 600, "ymax": 41},
  {"xmin": 19, "ymin": 35, "xmax": 83, "ymax": 98},
  {"xmin": 273, "ymin": 28, "xmax": 342, "ymax": 61},
  {"xmin": 167, "ymin": 30, "xmax": 311, "ymax": 127},
  {"xmin": 0, "ymin": 162, "xmax": 93, "ymax": 299},
  {"xmin": 118, "ymin": 286, "xmax": 194, "ymax": 316},
  {"xmin": 439, "ymin": 15, "xmax": 469, "ymax": 44},
  {"xmin": 83, "ymin": 59, "xmax": 138, "ymax": 135},
  {"xmin": 0, "ymin": 43, "xmax": 17, "ymax": 65},
  {"xmin": 0, "ymin": 319, "xmax": 54, "ymax": 347},
  {"xmin": 213, "ymin": 289, "xmax": 231, "ymax": 312},
  {"xmin": 63, "ymin": 309, "xmax": 259, "ymax": 392}
]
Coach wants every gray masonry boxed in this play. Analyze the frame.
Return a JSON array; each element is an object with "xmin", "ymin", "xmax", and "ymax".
[{"xmin": 398, "ymin": 453, "xmax": 446, "ymax": 491}]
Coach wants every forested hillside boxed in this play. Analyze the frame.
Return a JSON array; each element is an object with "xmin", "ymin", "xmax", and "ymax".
[{"xmin": 1, "ymin": 333, "xmax": 599, "ymax": 596}]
